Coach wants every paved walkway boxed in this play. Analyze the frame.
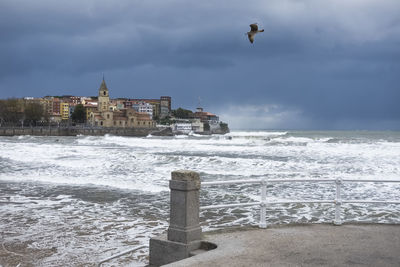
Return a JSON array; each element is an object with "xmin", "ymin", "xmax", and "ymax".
[{"xmin": 165, "ymin": 224, "xmax": 400, "ymax": 267}]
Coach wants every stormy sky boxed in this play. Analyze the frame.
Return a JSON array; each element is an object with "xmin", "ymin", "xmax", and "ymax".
[{"xmin": 0, "ymin": 0, "xmax": 399, "ymax": 130}]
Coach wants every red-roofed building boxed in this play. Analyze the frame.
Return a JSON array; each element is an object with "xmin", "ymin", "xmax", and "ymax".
[{"xmin": 192, "ymin": 107, "xmax": 219, "ymax": 124}]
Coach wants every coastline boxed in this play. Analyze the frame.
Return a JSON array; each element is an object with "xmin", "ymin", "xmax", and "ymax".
[
  {"xmin": 0, "ymin": 126, "xmax": 158, "ymax": 137},
  {"xmin": 0, "ymin": 126, "xmax": 229, "ymax": 137}
]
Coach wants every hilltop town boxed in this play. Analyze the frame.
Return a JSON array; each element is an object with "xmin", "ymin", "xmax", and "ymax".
[{"xmin": 0, "ymin": 78, "xmax": 229, "ymax": 136}]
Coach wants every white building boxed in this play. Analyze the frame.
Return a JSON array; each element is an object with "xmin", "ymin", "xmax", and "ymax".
[
  {"xmin": 191, "ymin": 119, "xmax": 204, "ymax": 133},
  {"xmin": 133, "ymin": 102, "xmax": 153, "ymax": 119},
  {"xmin": 172, "ymin": 123, "xmax": 192, "ymax": 134}
]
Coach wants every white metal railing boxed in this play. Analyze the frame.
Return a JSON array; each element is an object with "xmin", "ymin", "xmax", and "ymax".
[{"xmin": 201, "ymin": 178, "xmax": 400, "ymax": 228}]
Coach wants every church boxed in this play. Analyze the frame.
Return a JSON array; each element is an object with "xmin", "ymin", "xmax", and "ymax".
[{"xmin": 89, "ymin": 78, "xmax": 155, "ymax": 128}]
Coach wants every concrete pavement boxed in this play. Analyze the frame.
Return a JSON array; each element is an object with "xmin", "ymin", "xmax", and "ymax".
[{"xmin": 164, "ymin": 224, "xmax": 400, "ymax": 267}]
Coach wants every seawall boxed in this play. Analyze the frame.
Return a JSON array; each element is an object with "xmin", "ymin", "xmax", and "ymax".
[{"xmin": 0, "ymin": 127, "xmax": 160, "ymax": 137}]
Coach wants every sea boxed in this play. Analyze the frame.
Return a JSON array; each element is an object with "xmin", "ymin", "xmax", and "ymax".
[{"xmin": 1, "ymin": 131, "xmax": 400, "ymax": 266}]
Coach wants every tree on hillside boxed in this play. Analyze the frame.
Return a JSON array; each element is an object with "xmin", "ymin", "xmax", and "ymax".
[
  {"xmin": 172, "ymin": 108, "xmax": 193, "ymax": 119},
  {"xmin": 71, "ymin": 104, "xmax": 86, "ymax": 123},
  {"xmin": 159, "ymin": 116, "xmax": 175, "ymax": 125}
]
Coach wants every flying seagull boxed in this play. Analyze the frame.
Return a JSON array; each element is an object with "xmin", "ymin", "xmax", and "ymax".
[{"xmin": 247, "ymin": 23, "xmax": 264, "ymax": 44}]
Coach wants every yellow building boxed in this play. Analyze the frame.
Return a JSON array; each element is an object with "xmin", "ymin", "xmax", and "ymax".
[
  {"xmin": 60, "ymin": 102, "xmax": 69, "ymax": 120},
  {"xmin": 85, "ymin": 103, "xmax": 98, "ymax": 121}
]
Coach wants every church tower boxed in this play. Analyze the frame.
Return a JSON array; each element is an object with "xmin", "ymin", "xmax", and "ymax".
[{"xmin": 98, "ymin": 77, "xmax": 110, "ymax": 112}]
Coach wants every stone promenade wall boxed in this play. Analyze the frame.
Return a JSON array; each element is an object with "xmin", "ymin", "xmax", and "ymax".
[{"xmin": 0, "ymin": 127, "xmax": 158, "ymax": 137}]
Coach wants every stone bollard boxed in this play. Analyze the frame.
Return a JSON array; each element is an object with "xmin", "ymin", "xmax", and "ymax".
[{"xmin": 149, "ymin": 170, "xmax": 202, "ymax": 266}]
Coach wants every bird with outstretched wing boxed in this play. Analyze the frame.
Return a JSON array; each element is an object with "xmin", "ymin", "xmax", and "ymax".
[{"xmin": 247, "ymin": 23, "xmax": 264, "ymax": 44}]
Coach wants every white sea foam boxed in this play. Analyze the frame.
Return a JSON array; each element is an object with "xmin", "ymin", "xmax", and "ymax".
[
  {"xmin": 272, "ymin": 136, "xmax": 314, "ymax": 143},
  {"xmin": 226, "ymin": 131, "xmax": 287, "ymax": 138},
  {"xmin": 0, "ymin": 131, "xmax": 399, "ymax": 265},
  {"xmin": 2, "ymin": 132, "xmax": 400, "ymax": 190}
]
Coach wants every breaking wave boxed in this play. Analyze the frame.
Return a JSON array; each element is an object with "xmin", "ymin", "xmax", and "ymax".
[{"xmin": 0, "ymin": 130, "xmax": 399, "ymax": 265}]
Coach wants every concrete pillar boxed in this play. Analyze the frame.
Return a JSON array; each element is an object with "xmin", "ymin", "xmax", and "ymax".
[
  {"xmin": 168, "ymin": 170, "xmax": 202, "ymax": 243},
  {"xmin": 149, "ymin": 170, "xmax": 202, "ymax": 266}
]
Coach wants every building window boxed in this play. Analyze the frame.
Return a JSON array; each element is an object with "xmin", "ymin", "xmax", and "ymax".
[
  {"xmin": 107, "ymin": 114, "xmax": 110, "ymax": 119},
  {"xmin": 114, "ymin": 121, "xmax": 116, "ymax": 125},
  {"xmin": 100, "ymin": 121, "xmax": 103, "ymax": 126}
]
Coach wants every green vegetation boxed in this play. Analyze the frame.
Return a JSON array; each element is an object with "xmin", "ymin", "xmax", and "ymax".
[
  {"xmin": 0, "ymin": 98, "xmax": 23, "ymax": 123},
  {"xmin": 171, "ymin": 108, "xmax": 193, "ymax": 119},
  {"xmin": 0, "ymin": 98, "xmax": 46, "ymax": 126},
  {"xmin": 159, "ymin": 116, "xmax": 175, "ymax": 125},
  {"xmin": 24, "ymin": 102, "xmax": 46, "ymax": 124},
  {"xmin": 71, "ymin": 104, "xmax": 86, "ymax": 123},
  {"xmin": 158, "ymin": 107, "xmax": 194, "ymax": 125}
]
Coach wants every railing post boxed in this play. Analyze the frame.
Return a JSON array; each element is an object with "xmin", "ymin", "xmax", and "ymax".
[
  {"xmin": 334, "ymin": 178, "xmax": 342, "ymax": 225},
  {"xmin": 168, "ymin": 170, "xmax": 202, "ymax": 243},
  {"xmin": 259, "ymin": 179, "xmax": 267, "ymax": 228},
  {"xmin": 149, "ymin": 170, "xmax": 203, "ymax": 266}
]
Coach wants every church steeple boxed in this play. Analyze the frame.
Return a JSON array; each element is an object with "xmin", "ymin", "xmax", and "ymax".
[
  {"xmin": 98, "ymin": 76, "xmax": 110, "ymax": 112},
  {"xmin": 98, "ymin": 77, "xmax": 109, "ymax": 96}
]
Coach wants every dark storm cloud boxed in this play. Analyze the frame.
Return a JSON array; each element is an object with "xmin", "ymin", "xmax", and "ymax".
[
  {"xmin": 0, "ymin": 0, "xmax": 399, "ymax": 129},
  {"xmin": 0, "ymin": 0, "xmax": 243, "ymax": 75}
]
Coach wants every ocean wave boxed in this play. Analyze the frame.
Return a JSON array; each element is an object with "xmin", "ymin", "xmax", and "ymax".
[
  {"xmin": 1, "ymin": 131, "xmax": 399, "ymax": 265},
  {"xmin": 226, "ymin": 131, "xmax": 287, "ymax": 138},
  {"xmin": 1, "ymin": 131, "xmax": 400, "ymax": 192}
]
